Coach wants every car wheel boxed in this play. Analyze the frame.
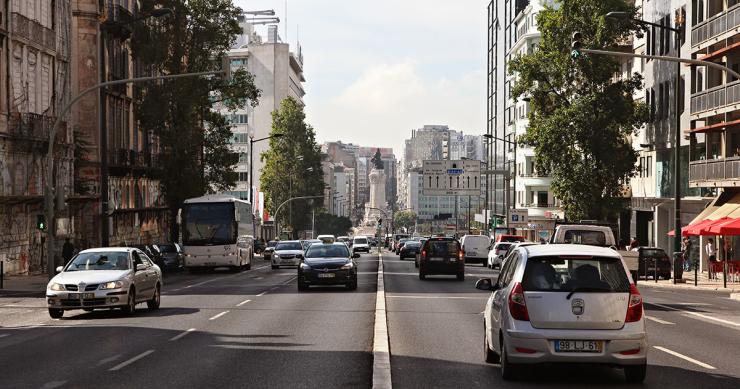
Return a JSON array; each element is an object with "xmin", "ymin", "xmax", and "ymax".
[
  {"xmin": 147, "ymin": 284, "xmax": 161, "ymax": 310},
  {"xmin": 500, "ymin": 338, "xmax": 519, "ymax": 381},
  {"xmin": 246, "ymin": 261, "xmax": 252, "ymax": 270},
  {"xmin": 297, "ymin": 281, "xmax": 308, "ymax": 291},
  {"xmin": 414, "ymin": 260, "xmax": 419, "ymax": 268},
  {"xmin": 457, "ymin": 272, "xmax": 465, "ymax": 281},
  {"xmin": 271, "ymin": 265, "xmax": 278, "ymax": 270},
  {"xmin": 661, "ymin": 273, "xmax": 670, "ymax": 280},
  {"xmin": 484, "ymin": 327, "xmax": 500, "ymax": 364},
  {"xmin": 419, "ymin": 271, "xmax": 426, "ymax": 280},
  {"xmin": 122, "ymin": 288, "xmax": 136, "ymax": 315},
  {"xmin": 48, "ymin": 308, "xmax": 64, "ymax": 319},
  {"xmin": 624, "ymin": 363, "xmax": 647, "ymax": 383},
  {"xmin": 346, "ymin": 278, "xmax": 358, "ymax": 290}
]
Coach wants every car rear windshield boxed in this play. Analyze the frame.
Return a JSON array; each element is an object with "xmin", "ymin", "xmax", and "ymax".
[
  {"xmin": 276, "ymin": 242, "xmax": 302, "ymax": 251},
  {"xmin": 641, "ymin": 249, "xmax": 668, "ymax": 259},
  {"xmin": 522, "ymin": 256, "xmax": 630, "ymax": 293},
  {"xmin": 267, "ymin": 241, "xmax": 278, "ymax": 247},
  {"xmin": 354, "ymin": 238, "xmax": 368, "ymax": 244},
  {"xmin": 306, "ymin": 245, "xmax": 350, "ymax": 258},
  {"xmin": 405, "ymin": 242, "xmax": 420, "ymax": 248},
  {"xmin": 425, "ymin": 240, "xmax": 460, "ymax": 256},
  {"xmin": 66, "ymin": 252, "xmax": 130, "ymax": 271},
  {"xmin": 562, "ymin": 230, "xmax": 608, "ymax": 246},
  {"xmin": 496, "ymin": 243, "xmax": 512, "ymax": 251}
]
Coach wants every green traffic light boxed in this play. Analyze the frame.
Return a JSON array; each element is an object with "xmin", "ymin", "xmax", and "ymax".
[{"xmin": 571, "ymin": 49, "xmax": 581, "ymax": 59}]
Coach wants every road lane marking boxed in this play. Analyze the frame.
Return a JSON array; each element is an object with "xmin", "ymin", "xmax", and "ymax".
[
  {"xmin": 170, "ymin": 328, "xmax": 196, "ymax": 341},
  {"xmin": 645, "ymin": 315, "xmax": 675, "ymax": 325},
  {"xmin": 0, "ymin": 334, "xmax": 9, "ymax": 338},
  {"xmin": 653, "ymin": 346, "xmax": 716, "ymax": 370},
  {"xmin": 372, "ymin": 252, "xmax": 392, "ymax": 389},
  {"xmin": 209, "ymin": 311, "xmax": 229, "ymax": 321},
  {"xmin": 685, "ymin": 312, "xmax": 740, "ymax": 328},
  {"xmin": 181, "ymin": 265, "xmax": 271, "ymax": 289},
  {"xmin": 280, "ymin": 276, "xmax": 298, "ymax": 285},
  {"xmin": 97, "ymin": 354, "xmax": 122, "ymax": 366},
  {"xmin": 109, "ymin": 350, "xmax": 155, "ymax": 371},
  {"xmin": 40, "ymin": 381, "xmax": 67, "ymax": 389},
  {"xmin": 256, "ymin": 291, "xmax": 267, "ymax": 297},
  {"xmin": 236, "ymin": 299, "xmax": 251, "ymax": 307},
  {"xmin": 386, "ymin": 295, "xmax": 486, "ymax": 300}
]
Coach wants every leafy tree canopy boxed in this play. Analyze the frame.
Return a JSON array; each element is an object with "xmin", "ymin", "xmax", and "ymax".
[
  {"xmin": 509, "ymin": 0, "xmax": 647, "ymax": 221},
  {"xmin": 394, "ymin": 210, "xmax": 417, "ymax": 230}
]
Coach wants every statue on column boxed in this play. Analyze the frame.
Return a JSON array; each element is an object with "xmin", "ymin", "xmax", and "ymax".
[{"xmin": 371, "ymin": 149, "xmax": 384, "ymax": 170}]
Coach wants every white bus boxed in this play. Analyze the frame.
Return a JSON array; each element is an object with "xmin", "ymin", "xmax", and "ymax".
[{"xmin": 180, "ymin": 195, "xmax": 255, "ymax": 272}]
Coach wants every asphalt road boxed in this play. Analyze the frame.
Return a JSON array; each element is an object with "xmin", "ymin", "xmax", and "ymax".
[
  {"xmin": 3, "ymin": 249, "xmax": 740, "ymax": 388},
  {"xmin": 0, "ymin": 252, "xmax": 379, "ymax": 389},
  {"xmin": 382, "ymin": 251, "xmax": 740, "ymax": 389}
]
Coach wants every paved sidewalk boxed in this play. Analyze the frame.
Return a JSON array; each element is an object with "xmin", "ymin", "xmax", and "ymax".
[
  {"xmin": 637, "ymin": 270, "xmax": 740, "ymax": 293},
  {"xmin": 0, "ymin": 273, "xmax": 48, "ymax": 297}
]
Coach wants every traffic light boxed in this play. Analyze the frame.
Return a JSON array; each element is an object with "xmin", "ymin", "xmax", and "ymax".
[
  {"xmin": 571, "ymin": 31, "xmax": 582, "ymax": 59},
  {"xmin": 36, "ymin": 214, "xmax": 46, "ymax": 231}
]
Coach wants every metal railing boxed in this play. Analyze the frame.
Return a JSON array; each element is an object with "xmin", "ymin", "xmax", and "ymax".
[
  {"xmin": 690, "ymin": 79, "xmax": 740, "ymax": 115},
  {"xmin": 6, "ymin": 113, "xmax": 66, "ymax": 143},
  {"xmin": 11, "ymin": 12, "xmax": 56, "ymax": 50},
  {"xmin": 692, "ymin": 4, "xmax": 740, "ymax": 48},
  {"xmin": 689, "ymin": 157, "xmax": 740, "ymax": 182}
]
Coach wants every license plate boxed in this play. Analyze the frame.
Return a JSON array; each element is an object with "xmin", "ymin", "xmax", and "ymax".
[
  {"xmin": 68, "ymin": 293, "xmax": 95, "ymax": 299},
  {"xmin": 554, "ymin": 340, "xmax": 603, "ymax": 353},
  {"xmin": 318, "ymin": 273, "xmax": 335, "ymax": 278},
  {"xmin": 430, "ymin": 257, "xmax": 443, "ymax": 262}
]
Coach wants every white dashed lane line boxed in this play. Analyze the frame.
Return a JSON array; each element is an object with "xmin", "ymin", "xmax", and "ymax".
[
  {"xmin": 0, "ymin": 334, "xmax": 10, "ymax": 338},
  {"xmin": 109, "ymin": 350, "xmax": 155, "ymax": 371},
  {"xmin": 236, "ymin": 299, "xmax": 251, "ymax": 307},
  {"xmin": 256, "ymin": 291, "xmax": 267, "ymax": 297},
  {"xmin": 648, "ymin": 302, "xmax": 740, "ymax": 329},
  {"xmin": 209, "ymin": 311, "xmax": 229, "ymax": 321},
  {"xmin": 645, "ymin": 315, "xmax": 675, "ymax": 325},
  {"xmin": 169, "ymin": 328, "xmax": 197, "ymax": 341},
  {"xmin": 653, "ymin": 346, "xmax": 716, "ymax": 370}
]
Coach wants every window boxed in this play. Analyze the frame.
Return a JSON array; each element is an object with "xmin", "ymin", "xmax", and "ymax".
[
  {"xmin": 230, "ymin": 58, "xmax": 248, "ymax": 67},
  {"xmin": 238, "ymin": 172, "xmax": 249, "ymax": 182},
  {"xmin": 231, "ymin": 133, "xmax": 249, "ymax": 143},
  {"xmin": 228, "ymin": 114, "xmax": 248, "ymax": 124},
  {"xmin": 647, "ymin": 156, "xmax": 652, "ymax": 177},
  {"xmin": 239, "ymin": 152, "xmax": 248, "ymax": 163},
  {"xmin": 639, "ymin": 157, "xmax": 645, "ymax": 177}
]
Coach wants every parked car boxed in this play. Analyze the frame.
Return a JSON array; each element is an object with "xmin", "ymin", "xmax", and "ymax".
[
  {"xmin": 476, "ymin": 244, "xmax": 646, "ymax": 382},
  {"xmin": 131, "ymin": 244, "xmax": 164, "ymax": 271},
  {"xmin": 272, "ymin": 240, "xmax": 304, "ymax": 269},
  {"xmin": 461, "ymin": 235, "xmax": 491, "ymax": 265},
  {"xmin": 400, "ymin": 241, "xmax": 421, "ymax": 260},
  {"xmin": 46, "ymin": 247, "xmax": 162, "ymax": 318},
  {"xmin": 418, "ymin": 237, "xmax": 465, "ymax": 281},
  {"xmin": 352, "ymin": 236, "xmax": 371, "ymax": 253},
  {"xmin": 263, "ymin": 240, "xmax": 279, "ymax": 261},
  {"xmin": 395, "ymin": 238, "xmax": 411, "ymax": 254},
  {"xmin": 637, "ymin": 247, "xmax": 672, "ymax": 280},
  {"xmin": 487, "ymin": 242, "xmax": 512, "ymax": 269},
  {"xmin": 153, "ymin": 243, "xmax": 184, "ymax": 271},
  {"xmin": 298, "ymin": 243, "xmax": 359, "ymax": 291},
  {"xmin": 254, "ymin": 239, "xmax": 266, "ymax": 254}
]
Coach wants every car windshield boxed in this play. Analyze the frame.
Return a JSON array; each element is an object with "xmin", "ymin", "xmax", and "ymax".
[
  {"xmin": 276, "ymin": 242, "xmax": 302, "ymax": 251},
  {"xmin": 182, "ymin": 202, "xmax": 236, "ymax": 246},
  {"xmin": 562, "ymin": 230, "xmax": 608, "ymax": 246},
  {"xmin": 267, "ymin": 241, "xmax": 278, "ymax": 248},
  {"xmin": 405, "ymin": 242, "xmax": 420, "ymax": 248},
  {"xmin": 425, "ymin": 240, "xmax": 460, "ymax": 256},
  {"xmin": 641, "ymin": 249, "xmax": 668, "ymax": 259},
  {"xmin": 306, "ymin": 245, "xmax": 350, "ymax": 258},
  {"xmin": 65, "ymin": 252, "xmax": 130, "ymax": 271},
  {"xmin": 496, "ymin": 243, "xmax": 512, "ymax": 251},
  {"xmin": 354, "ymin": 238, "xmax": 368, "ymax": 244},
  {"xmin": 522, "ymin": 256, "xmax": 630, "ymax": 293}
]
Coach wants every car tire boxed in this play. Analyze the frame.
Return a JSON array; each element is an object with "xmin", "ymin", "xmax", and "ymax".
[
  {"xmin": 457, "ymin": 272, "xmax": 465, "ymax": 281},
  {"xmin": 48, "ymin": 308, "xmax": 64, "ymax": 319},
  {"xmin": 419, "ymin": 271, "xmax": 426, "ymax": 280},
  {"xmin": 484, "ymin": 327, "xmax": 500, "ymax": 364},
  {"xmin": 297, "ymin": 281, "xmax": 308, "ymax": 291},
  {"xmin": 624, "ymin": 363, "xmax": 647, "ymax": 383},
  {"xmin": 147, "ymin": 284, "xmax": 161, "ymax": 310},
  {"xmin": 122, "ymin": 289, "xmax": 136, "ymax": 315},
  {"xmin": 500, "ymin": 339, "xmax": 519, "ymax": 381},
  {"xmin": 661, "ymin": 273, "xmax": 670, "ymax": 280},
  {"xmin": 271, "ymin": 265, "xmax": 278, "ymax": 270},
  {"xmin": 346, "ymin": 278, "xmax": 358, "ymax": 290},
  {"xmin": 414, "ymin": 260, "xmax": 419, "ymax": 268}
]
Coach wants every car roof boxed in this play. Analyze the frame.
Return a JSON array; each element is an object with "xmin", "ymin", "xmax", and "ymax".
[
  {"xmin": 522, "ymin": 244, "xmax": 620, "ymax": 258},
  {"xmin": 307, "ymin": 242, "xmax": 348, "ymax": 247},
  {"xmin": 80, "ymin": 247, "xmax": 132, "ymax": 254},
  {"xmin": 277, "ymin": 240, "xmax": 301, "ymax": 244}
]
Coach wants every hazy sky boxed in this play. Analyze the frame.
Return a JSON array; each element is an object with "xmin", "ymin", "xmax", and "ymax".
[{"xmin": 234, "ymin": 0, "xmax": 487, "ymax": 157}]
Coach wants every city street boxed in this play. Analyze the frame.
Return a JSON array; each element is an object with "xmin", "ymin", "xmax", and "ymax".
[{"xmin": 2, "ymin": 249, "xmax": 740, "ymax": 388}]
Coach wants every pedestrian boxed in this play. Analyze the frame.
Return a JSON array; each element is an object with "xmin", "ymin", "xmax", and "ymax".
[
  {"xmin": 682, "ymin": 237, "xmax": 693, "ymax": 271},
  {"xmin": 629, "ymin": 237, "xmax": 639, "ymax": 251},
  {"xmin": 706, "ymin": 238, "xmax": 717, "ymax": 279},
  {"xmin": 62, "ymin": 238, "xmax": 75, "ymax": 264}
]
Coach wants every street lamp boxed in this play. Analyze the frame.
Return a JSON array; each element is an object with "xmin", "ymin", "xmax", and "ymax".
[
  {"xmin": 249, "ymin": 133, "xmax": 284, "ymax": 205},
  {"xmin": 606, "ymin": 11, "xmax": 683, "ymax": 255}
]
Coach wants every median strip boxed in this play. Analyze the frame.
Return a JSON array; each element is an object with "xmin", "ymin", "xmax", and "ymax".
[{"xmin": 372, "ymin": 250, "xmax": 392, "ymax": 389}]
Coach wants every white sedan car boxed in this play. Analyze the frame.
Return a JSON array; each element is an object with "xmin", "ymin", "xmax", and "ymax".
[
  {"xmin": 271, "ymin": 240, "xmax": 305, "ymax": 269},
  {"xmin": 477, "ymin": 244, "xmax": 646, "ymax": 382},
  {"xmin": 46, "ymin": 247, "xmax": 162, "ymax": 318}
]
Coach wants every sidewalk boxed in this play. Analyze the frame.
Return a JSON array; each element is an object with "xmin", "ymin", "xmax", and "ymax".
[
  {"xmin": 0, "ymin": 273, "xmax": 48, "ymax": 297},
  {"xmin": 636, "ymin": 270, "xmax": 740, "ymax": 293}
]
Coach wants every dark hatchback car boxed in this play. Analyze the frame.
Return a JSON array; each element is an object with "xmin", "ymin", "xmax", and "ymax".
[
  {"xmin": 400, "ymin": 241, "xmax": 421, "ymax": 260},
  {"xmin": 131, "ymin": 244, "xmax": 165, "ymax": 271},
  {"xmin": 638, "ymin": 247, "xmax": 672, "ymax": 280},
  {"xmin": 298, "ymin": 243, "xmax": 360, "ymax": 291},
  {"xmin": 154, "ymin": 243, "xmax": 184, "ymax": 271},
  {"xmin": 418, "ymin": 237, "xmax": 465, "ymax": 281}
]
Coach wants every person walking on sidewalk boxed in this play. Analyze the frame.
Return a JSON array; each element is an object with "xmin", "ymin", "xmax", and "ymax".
[
  {"xmin": 62, "ymin": 238, "xmax": 75, "ymax": 265},
  {"xmin": 682, "ymin": 237, "xmax": 693, "ymax": 271},
  {"xmin": 706, "ymin": 238, "xmax": 717, "ymax": 279}
]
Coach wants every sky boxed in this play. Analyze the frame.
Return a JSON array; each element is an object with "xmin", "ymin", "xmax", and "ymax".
[{"xmin": 234, "ymin": 0, "xmax": 488, "ymax": 158}]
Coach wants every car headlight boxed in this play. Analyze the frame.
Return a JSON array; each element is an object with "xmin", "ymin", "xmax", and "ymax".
[
  {"xmin": 49, "ymin": 282, "xmax": 66, "ymax": 291},
  {"xmin": 341, "ymin": 263, "xmax": 353, "ymax": 270},
  {"xmin": 300, "ymin": 263, "xmax": 311, "ymax": 270},
  {"xmin": 99, "ymin": 281, "xmax": 124, "ymax": 290}
]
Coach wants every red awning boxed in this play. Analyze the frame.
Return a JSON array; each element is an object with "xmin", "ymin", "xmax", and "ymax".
[
  {"xmin": 705, "ymin": 217, "xmax": 740, "ymax": 235},
  {"xmin": 684, "ymin": 218, "xmax": 724, "ymax": 236}
]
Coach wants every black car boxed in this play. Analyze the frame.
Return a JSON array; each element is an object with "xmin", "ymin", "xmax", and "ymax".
[
  {"xmin": 418, "ymin": 237, "xmax": 465, "ymax": 281},
  {"xmin": 298, "ymin": 243, "xmax": 359, "ymax": 291},
  {"xmin": 254, "ymin": 240, "xmax": 266, "ymax": 254},
  {"xmin": 153, "ymin": 243, "xmax": 184, "ymax": 271},
  {"xmin": 638, "ymin": 247, "xmax": 672, "ymax": 280},
  {"xmin": 263, "ymin": 240, "xmax": 279, "ymax": 261},
  {"xmin": 400, "ymin": 241, "xmax": 421, "ymax": 260},
  {"xmin": 131, "ymin": 244, "xmax": 165, "ymax": 271}
]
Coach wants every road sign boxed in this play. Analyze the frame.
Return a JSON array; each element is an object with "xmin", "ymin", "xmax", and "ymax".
[
  {"xmin": 509, "ymin": 209, "xmax": 529, "ymax": 227},
  {"xmin": 422, "ymin": 160, "xmax": 482, "ymax": 196}
]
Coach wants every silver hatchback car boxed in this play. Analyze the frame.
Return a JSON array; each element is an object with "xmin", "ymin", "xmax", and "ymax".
[
  {"xmin": 476, "ymin": 244, "xmax": 646, "ymax": 382},
  {"xmin": 46, "ymin": 247, "xmax": 162, "ymax": 318}
]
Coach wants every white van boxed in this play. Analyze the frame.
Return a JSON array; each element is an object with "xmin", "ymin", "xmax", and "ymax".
[{"xmin": 460, "ymin": 235, "xmax": 491, "ymax": 264}]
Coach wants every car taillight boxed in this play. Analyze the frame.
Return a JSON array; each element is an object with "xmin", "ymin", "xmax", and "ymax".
[
  {"xmin": 625, "ymin": 284, "xmax": 643, "ymax": 323},
  {"xmin": 458, "ymin": 250, "xmax": 464, "ymax": 261},
  {"xmin": 508, "ymin": 282, "xmax": 529, "ymax": 321}
]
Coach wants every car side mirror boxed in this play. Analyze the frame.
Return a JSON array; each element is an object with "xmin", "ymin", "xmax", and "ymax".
[
  {"xmin": 353, "ymin": 253, "xmax": 361, "ymax": 259},
  {"xmin": 136, "ymin": 264, "xmax": 147, "ymax": 271},
  {"xmin": 55, "ymin": 266, "xmax": 63, "ymax": 273},
  {"xmin": 475, "ymin": 278, "xmax": 498, "ymax": 291}
]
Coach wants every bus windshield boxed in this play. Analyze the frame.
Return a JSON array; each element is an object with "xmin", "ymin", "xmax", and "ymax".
[{"xmin": 182, "ymin": 203, "xmax": 236, "ymax": 246}]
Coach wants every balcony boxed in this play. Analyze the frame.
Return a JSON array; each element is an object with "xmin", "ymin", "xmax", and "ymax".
[
  {"xmin": 692, "ymin": 4, "xmax": 740, "ymax": 50},
  {"xmin": 688, "ymin": 157, "xmax": 740, "ymax": 187},
  {"xmin": 5, "ymin": 113, "xmax": 67, "ymax": 145},
  {"xmin": 11, "ymin": 13, "xmax": 56, "ymax": 51},
  {"xmin": 690, "ymin": 79, "xmax": 740, "ymax": 117}
]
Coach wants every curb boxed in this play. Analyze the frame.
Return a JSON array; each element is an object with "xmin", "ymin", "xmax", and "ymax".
[
  {"xmin": 731, "ymin": 293, "xmax": 740, "ymax": 301},
  {"xmin": 372, "ymin": 249, "xmax": 392, "ymax": 389},
  {"xmin": 638, "ymin": 281, "xmax": 740, "ymax": 293}
]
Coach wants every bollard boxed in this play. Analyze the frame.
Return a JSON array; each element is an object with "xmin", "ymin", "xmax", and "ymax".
[{"xmin": 673, "ymin": 252, "xmax": 684, "ymax": 284}]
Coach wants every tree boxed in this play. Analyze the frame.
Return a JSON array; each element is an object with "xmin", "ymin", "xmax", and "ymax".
[
  {"xmin": 131, "ymin": 0, "xmax": 261, "ymax": 241},
  {"xmin": 313, "ymin": 213, "xmax": 353, "ymax": 237},
  {"xmin": 509, "ymin": 0, "xmax": 647, "ymax": 221},
  {"xmin": 394, "ymin": 210, "xmax": 417, "ymax": 231},
  {"xmin": 260, "ymin": 97, "xmax": 325, "ymax": 237}
]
